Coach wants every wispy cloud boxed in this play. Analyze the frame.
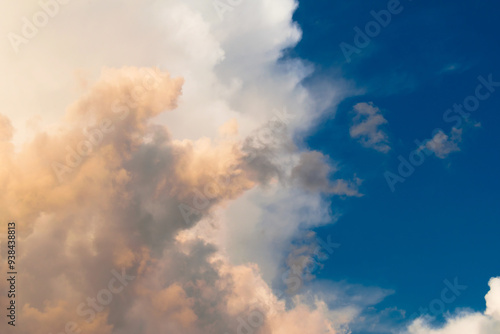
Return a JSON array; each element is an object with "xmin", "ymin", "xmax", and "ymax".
[
  {"xmin": 291, "ymin": 151, "xmax": 362, "ymax": 196},
  {"xmin": 349, "ymin": 102, "xmax": 391, "ymax": 153}
]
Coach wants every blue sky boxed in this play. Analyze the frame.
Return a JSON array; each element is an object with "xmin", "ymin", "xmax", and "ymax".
[{"xmin": 291, "ymin": 0, "xmax": 500, "ymax": 331}]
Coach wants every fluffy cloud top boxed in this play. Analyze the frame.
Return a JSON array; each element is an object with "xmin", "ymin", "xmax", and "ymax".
[{"xmin": 407, "ymin": 277, "xmax": 500, "ymax": 334}]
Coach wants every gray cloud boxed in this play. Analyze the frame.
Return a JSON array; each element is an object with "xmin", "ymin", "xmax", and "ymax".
[{"xmin": 349, "ymin": 102, "xmax": 391, "ymax": 153}]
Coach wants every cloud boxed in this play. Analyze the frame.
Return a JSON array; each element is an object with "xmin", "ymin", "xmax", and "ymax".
[
  {"xmin": 349, "ymin": 102, "xmax": 391, "ymax": 153},
  {"xmin": 423, "ymin": 127, "xmax": 462, "ymax": 159},
  {"xmin": 406, "ymin": 277, "xmax": 500, "ymax": 334},
  {"xmin": 0, "ymin": 65, "xmax": 351, "ymax": 333},
  {"xmin": 0, "ymin": 1, "xmax": 369, "ymax": 333},
  {"xmin": 0, "ymin": 2, "xmax": 495, "ymax": 334},
  {"xmin": 8, "ymin": 1, "xmax": 489, "ymax": 334},
  {"xmin": 0, "ymin": 113, "xmax": 14, "ymax": 141},
  {"xmin": 291, "ymin": 151, "xmax": 361, "ymax": 196}
]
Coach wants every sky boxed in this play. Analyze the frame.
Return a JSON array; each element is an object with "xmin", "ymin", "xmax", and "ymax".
[
  {"xmin": 292, "ymin": 0, "xmax": 500, "ymax": 332},
  {"xmin": 0, "ymin": 0, "xmax": 499, "ymax": 334}
]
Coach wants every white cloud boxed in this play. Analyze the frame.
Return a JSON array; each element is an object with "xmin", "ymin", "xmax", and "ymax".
[
  {"xmin": 424, "ymin": 127, "xmax": 462, "ymax": 159},
  {"xmin": 406, "ymin": 277, "xmax": 500, "ymax": 334}
]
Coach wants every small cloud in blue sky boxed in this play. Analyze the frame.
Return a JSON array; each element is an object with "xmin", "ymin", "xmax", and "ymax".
[
  {"xmin": 423, "ymin": 127, "xmax": 462, "ymax": 159},
  {"xmin": 349, "ymin": 102, "xmax": 391, "ymax": 153}
]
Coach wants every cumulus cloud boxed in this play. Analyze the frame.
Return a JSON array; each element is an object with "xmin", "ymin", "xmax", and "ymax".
[
  {"xmin": 0, "ymin": 65, "xmax": 349, "ymax": 334},
  {"xmin": 349, "ymin": 102, "xmax": 391, "ymax": 153},
  {"xmin": 406, "ymin": 277, "xmax": 500, "ymax": 334},
  {"xmin": 0, "ymin": 1, "xmax": 369, "ymax": 333}
]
